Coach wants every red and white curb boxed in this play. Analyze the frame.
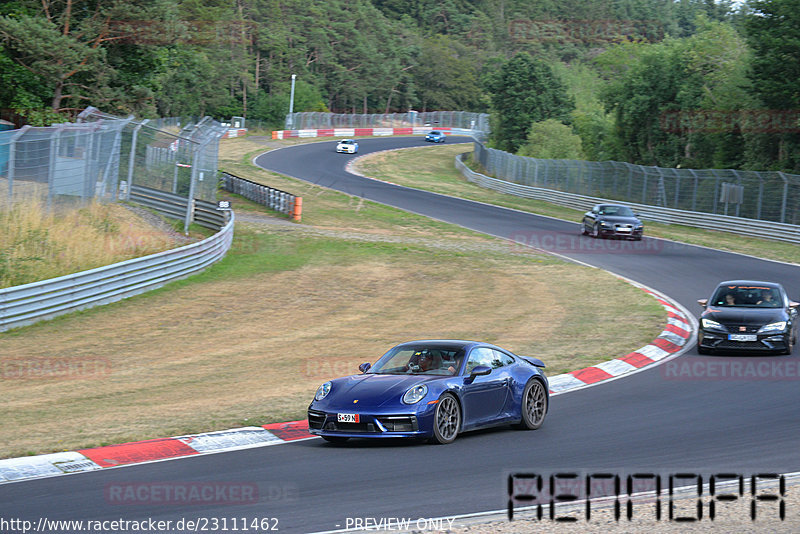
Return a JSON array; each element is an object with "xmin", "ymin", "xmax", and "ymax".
[
  {"xmin": 271, "ymin": 127, "xmax": 468, "ymax": 139},
  {"xmin": 0, "ymin": 423, "xmax": 310, "ymax": 484},
  {"xmin": 0, "ymin": 290, "xmax": 694, "ymax": 485},
  {"xmin": 547, "ymin": 286, "xmax": 694, "ymax": 393}
]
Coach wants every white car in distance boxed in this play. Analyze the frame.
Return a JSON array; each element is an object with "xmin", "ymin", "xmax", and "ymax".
[{"xmin": 336, "ymin": 139, "xmax": 359, "ymax": 154}]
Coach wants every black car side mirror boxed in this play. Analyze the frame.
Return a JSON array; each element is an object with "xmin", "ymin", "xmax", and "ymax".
[
  {"xmin": 697, "ymin": 299, "xmax": 708, "ymax": 308},
  {"xmin": 469, "ymin": 365, "xmax": 491, "ymax": 377},
  {"xmin": 358, "ymin": 362, "xmax": 371, "ymax": 373}
]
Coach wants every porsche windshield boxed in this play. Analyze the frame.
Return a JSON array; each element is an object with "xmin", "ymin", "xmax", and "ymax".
[
  {"xmin": 710, "ymin": 285, "xmax": 782, "ymax": 308},
  {"xmin": 368, "ymin": 345, "xmax": 465, "ymax": 375}
]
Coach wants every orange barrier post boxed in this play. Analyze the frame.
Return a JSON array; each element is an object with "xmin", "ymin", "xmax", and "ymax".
[{"xmin": 292, "ymin": 197, "xmax": 303, "ymax": 222}]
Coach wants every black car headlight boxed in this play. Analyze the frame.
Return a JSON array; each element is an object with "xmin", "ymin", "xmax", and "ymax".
[
  {"xmin": 701, "ymin": 318, "xmax": 725, "ymax": 331},
  {"xmin": 758, "ymin": 321, "xmax": 787, "ymax": 334}
]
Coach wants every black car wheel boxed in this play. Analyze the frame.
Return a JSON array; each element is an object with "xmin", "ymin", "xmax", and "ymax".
[
  {"xmin": 581, "ymin": 222, "xmax": 589, "ymax": 235},
  {"xmin": 322, "ymin": 436, "xmax": 349, "ymax": 444},
  {"xmin": 697, "ymin": 344, "xmax": 712, "ymax": 355},
  {"xmin": 591, "ymin": 222, "xmax": 601, "ymax": 238},
  {"xmin": 430, "ymin": 393, "xmax": 460, "ymax": 444},
  {"xmin": 515, "ymin": 379, "xmax": 547, "ymax": 430}
]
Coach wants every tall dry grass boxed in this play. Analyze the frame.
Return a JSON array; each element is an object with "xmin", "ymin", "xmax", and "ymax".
[{"xmin": 0, "ymin": 199, "xmax": 177, "ymax": 288}]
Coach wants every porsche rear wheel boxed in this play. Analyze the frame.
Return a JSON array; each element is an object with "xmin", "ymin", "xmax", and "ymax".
[
  {"xmin": 430, "ymin": 393, "xmax": 460, "ymax": 444},
  {"xmin": 516, "ymin": 379, "xmax": 547, "ymax": 430}
]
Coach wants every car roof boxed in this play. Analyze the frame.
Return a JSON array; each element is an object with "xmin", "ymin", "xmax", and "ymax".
[{"xmin": 394, "ymin": 339, "xmax": 511, "ymax": 352}]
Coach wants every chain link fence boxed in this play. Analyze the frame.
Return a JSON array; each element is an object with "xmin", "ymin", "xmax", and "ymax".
[
  {"xmin": 473, "ymin": 142, "xmax": 800, "ymax": 225},
  {"xmin": 285, "ymin": 111, "xmax": 490, "ymax": 135},
  {"xmin": 0, "ymin": 109, "xmax": 227, "ymax": 213}
]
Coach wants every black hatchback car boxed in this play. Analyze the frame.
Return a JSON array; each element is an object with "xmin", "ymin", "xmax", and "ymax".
[
  {"xmin": 581, "ymin": 204, "xmax": 643, "ymax": 240},
  {"xmin": 697, "ymin": 281, "xmax": 799, "ymax": 355}
]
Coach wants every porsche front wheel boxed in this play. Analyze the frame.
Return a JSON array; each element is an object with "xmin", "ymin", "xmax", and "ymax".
[{"xmin": 430, "ymin": 393, "xmax": 460, "ymax": 444}]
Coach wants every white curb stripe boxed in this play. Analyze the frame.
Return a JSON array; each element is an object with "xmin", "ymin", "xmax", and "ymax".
[{"xmin": 595, "ymin": 358, "xmax": 639, "ymax": 377}]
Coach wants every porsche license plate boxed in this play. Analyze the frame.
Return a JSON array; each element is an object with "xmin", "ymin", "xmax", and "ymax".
[
  {"xmin": 337, "ymin": 413, "xmax": 359, "ymax": 423},
  {"xmin": 729, "ymin": 334, "xmax": 757, "ymax": 342}
]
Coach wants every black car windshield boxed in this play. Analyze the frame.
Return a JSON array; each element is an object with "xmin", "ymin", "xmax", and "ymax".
[
  {"xmin": 367, "ymin": 345, "xmax": 465, "ymax": 375},
  {"xmin": 710, "ymin": 285, "xmax": 782, "ymax": 308},
  {"xmin": 599, "ymin": 206, "xmax": 634, "ymax": 217}
]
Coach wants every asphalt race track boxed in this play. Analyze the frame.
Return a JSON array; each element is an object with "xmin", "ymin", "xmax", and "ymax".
[{"xmin": 3, "ymin": 137, "xmax": 800, "ymax": 533}]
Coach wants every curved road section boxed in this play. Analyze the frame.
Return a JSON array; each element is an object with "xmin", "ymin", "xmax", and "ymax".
[{"xmin": 2, "ymin": 137, "xmax": 800, "ymax": 534}]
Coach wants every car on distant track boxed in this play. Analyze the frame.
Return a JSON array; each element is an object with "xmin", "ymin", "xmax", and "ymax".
[
  {"xmin": 425, "ymin": 130, "xmax": 446, "ymax": 143},
  {"xmin": 336, "ymin": 139, "xmax": 359, "ymax": 153},
  {"xmin": 308, "ymin": 340, "xmax": 549, "ymax": 445},
  {"xmin": 697, "ymin": 280, "xmax": 799, "ymax": 355},
  {"xmin": 581, "ymin": 204, "xmax": 643, "ymax": 240}
]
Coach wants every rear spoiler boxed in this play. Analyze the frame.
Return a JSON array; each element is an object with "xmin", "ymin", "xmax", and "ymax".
[{"xmin": 521, "ymin": 357, "xmax": 546, "ymax": 369}]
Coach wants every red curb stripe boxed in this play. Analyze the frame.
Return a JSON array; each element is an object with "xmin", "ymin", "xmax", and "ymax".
[
  {"xmin": 668, "ymin": 311, "xmax": 689, "ymax": 323},
  {"xmin": 619, "ymin": 352, "xmax": 657, "ymax": 368},
  {"xmin": 79, "ymin": 438, "xmax": 198, "ymax": 468},
  {"xmin": 569, "ymin": 366, "xmax": 614, "ymax": 384},
  {"xmin": 665, "ymin": 323, "xmax": 691, "ymax": 338},
  {"xmin": 652, "ymin": 337, "xmax": 682, "ymax": 353},
  {"xmin": 263, "ymin": 420, "xmax": 309, "ymax": 442}
]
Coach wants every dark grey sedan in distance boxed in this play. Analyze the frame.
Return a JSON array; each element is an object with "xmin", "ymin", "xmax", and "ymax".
[
  {"xmin": 697, "ymin": 280, "xmax": 799, "ymax": 355},
  {"xmin": 581, "ymin": 204, "xmax": 643, "ymax": 240}
]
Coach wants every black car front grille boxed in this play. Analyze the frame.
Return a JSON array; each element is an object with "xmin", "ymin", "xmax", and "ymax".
[
  {"xmin": 376, "ymin": 416, "xmax": 418, "ymax": 432},
  {"xmin": 308, "ymin": 410, "xmax": 326, "ymax": 430},
  {"xmin": 716, "ymin": 340, "xmax": 767, "ymax": 350},
  {"xmin": 331, "ymin": 421, "xmax": 376, "ymax": 433},
  {"xmin": 723, "ymin": 324, "xmax": 761, "ymax": 334}
]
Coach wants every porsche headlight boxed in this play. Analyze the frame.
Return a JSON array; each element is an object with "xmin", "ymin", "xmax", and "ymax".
[
  {"xmin": 702, "ymin": 318, "xmax": 724, "ymax": 330},
  {"xmin": 758, "ymin": 321, "xmax": 786, "ymax": 334},
  {"xmin": 402, "ymin": 384, "xmax": 428, "ymax": 405},
  {"xmin": 315, "ymin": 381, "xmax": 332, "ymax": 401}
]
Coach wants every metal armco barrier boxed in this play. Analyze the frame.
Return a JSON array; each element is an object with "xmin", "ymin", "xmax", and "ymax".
[
  {"xmin": 130, "ymin": 185, "xmax": 227, "ymax": 230},
  {"xmin": 0, "ymin": 210, "xmax": 234, "ymax": 332},
  {"xmin": 219, "ymin": 171, "xmax": 300, "ymax": 219},
  {"xmin": 455, "ymin": 154, "xmax": 800, "ymax": 244}
]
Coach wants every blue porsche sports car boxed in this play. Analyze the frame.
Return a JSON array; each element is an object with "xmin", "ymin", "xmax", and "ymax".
[{"xmin": 308, "ymin": 340, "xmax": 549, "ymax": 444}]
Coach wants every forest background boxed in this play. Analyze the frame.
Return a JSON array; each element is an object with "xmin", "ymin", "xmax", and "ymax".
[{"xmin": 1, "ymin": 0, "xmax": 798, "ymax": 172}]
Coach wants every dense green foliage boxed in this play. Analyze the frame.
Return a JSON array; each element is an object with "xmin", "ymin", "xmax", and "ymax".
[{"xmin": 0, "ymin": 0, "xmax": 797, "ymax": 171}]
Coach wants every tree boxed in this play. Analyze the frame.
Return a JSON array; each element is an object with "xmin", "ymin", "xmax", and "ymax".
[
  {"xmin": 517, "ymin": 119, "xmax": 583, "ymax": 159},
  {"xmin": 484, "ymin": 52, "xmax": 574, "ymax": 153},
  {"xmin": 413, "ymin": 35, "xmax": 485, "ymax": 111},
  {"xmin": 743, "ymin": 0, "xmax": 800, "ymax": 170}
]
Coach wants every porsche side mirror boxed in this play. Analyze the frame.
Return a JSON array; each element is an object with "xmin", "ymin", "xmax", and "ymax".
[
  {"xmin": 358, "ymin": 362, "xmax": 371, "ymax": 373},
  {"xmin": 469, "ymin": 365, "xmax": 491, "ymax": 377},
  {"xmin": 697, "ymin": 299, "xmax": 708, "ymax": 308}
]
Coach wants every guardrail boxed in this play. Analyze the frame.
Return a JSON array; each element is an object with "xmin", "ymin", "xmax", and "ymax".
[
  {"xmin": 219, "ymin": 171, "xmax": 301, "ymax": 220},
  {"xmin": 130, "ymin": 185, "xmax": 227, "ymax": 230},
  {"xmin": 0, "ymin": 207, "xmax": 233, "ymax": 332},
  {"xmin": 455, "ymin": 154, "xmax": 800, "ymax": 244}
]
